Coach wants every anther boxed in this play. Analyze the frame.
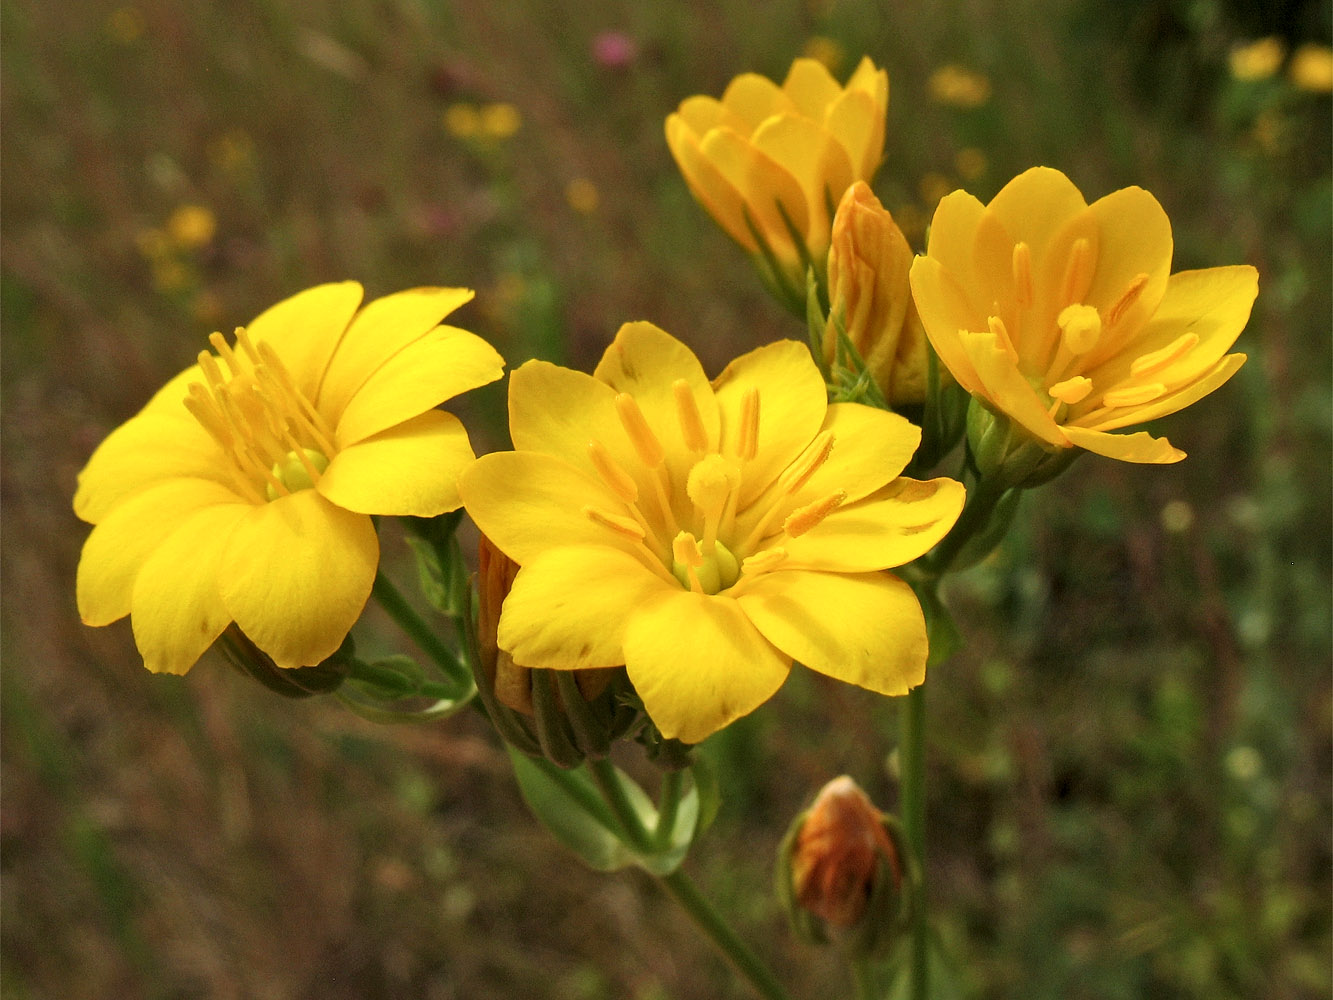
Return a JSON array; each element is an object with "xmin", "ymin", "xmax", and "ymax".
[
  {"xmin": 673, "ymin": 379, "xmax": 709, "ymax": 452},
  {"xmin": 1060, "ymin": 238, "xmax": 1094, "ymax": 308},
  {"xmin": 736, "ymin": 388, "xmax": 760, "ymax": 462},
  {"xmin": 987, "ymin": 316, "xmax": 1020, "ymax": 364},
  {"xmin": 587, "ymin": 440, "xmax": 639, "ymax": 503},
  {"xmin": 1012, "ymin": 242, "xmax": 1034, "ymax": 309},
  {"xmin": 1130, "ymin": 332, "xmax": 1198, "ymax": 379},
  {"xmin": 776, "ymin": 431, "xmax": 835, "ymax": 496},
  {"xmin": 208, "ymin": 331, "xmax": 246, "ymax": 378},
  {"xmin": 1106, "ymin": 273, "xmax": 1150, "ymax": 328},
  {"xmin": 1048, "ymin": 376, "xmax": 1093, "ymax": 406},
  {"xmin": 584, "ymin": 505, "xmax": 647, "ymax": 541},
  {"xmin": 784, "ymin": 490, "xmax": 846, "ymax": 538},
  {"xmin": 1102, "ymin": 382, "xmax": 1166, "ymax": 408},
  {"xmin": 614, "ymin": 393, "xmax": 665, "ymax": 468},
  {"xmin": 741, "ymin": 547, "xmax": 787, "ymax": 576}
]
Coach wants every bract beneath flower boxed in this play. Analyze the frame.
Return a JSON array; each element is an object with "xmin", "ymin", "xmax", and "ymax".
[
  {"xmin": 74, "ymin": 281, "xmax": 505, "ymax": 675},
  {"xmin": 460, "ymin": 322, "xmax": 964, "ymax": 744}
]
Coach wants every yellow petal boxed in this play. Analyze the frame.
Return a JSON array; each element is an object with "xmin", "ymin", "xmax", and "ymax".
[
  {"xmin": 507, "ymin": 358, "xmax": 644, "ymax": 484},
  {"xmin": 460, "ymin": 451, "xmax": 627, "ymax": 565},
  {"xmin": 711, "ymin": 340, "xmax": 828, "ymax": 506},
  {"xmin": 246, "ymin": 281, "xmax": 364, "ymax": 401},
  {"xmin": 781, "ymin": 57, "xmax": 842, "ymax": 119},
  {"xmin": 823, "ymin": 87, "xmax": 883, "ymax": 181},
  {"xmin": 317, "ymin": 287, "xmax": 476, "ymax": 419},
  {"xmin": 1061, "ymin": 425, "xmax": 1185, "ymax": 464},
  {"xmin": 718, "ymin": 74, "xmax": 794, "ymax": 132},
  {"xmin": 319, "ymin": 409, "xmax": 476, "ymax": 516},
  {"xmin": 1080, "ymin": 186, "xmax": 1173, "ymax": 357},
  {"xmin": 749, "ymin": 114, "xmax": 855, "ymax": 242},
  {"xmin": 959, "ymin": 330, "xmax": 1068, "ymax": 447},
  {"xmin": 665, "ymin": 115, "xmax": 757, "ymax": 252},
  {"xmin": 697, "ymin": 127, "xmax": 809, "ymax": 265},
  {"xmin": 334, "ymin": 325, "xmax": 503, "ymax": 446},
  {"xmin": 129, "ymin": 503, "xmax": 252, "ymax": 675},
  {"xmin": 623, "ymin": 590, "xmax": 790, "ymax": 744},
  {"xmin": 778, "ymin": 476, "xmax": 966, "ymax": 572},
  {"xmin": 845, "ymin": 56, "xmax": 889, "ymax": 109},
  {"xmin": 593, "ymin": 320, "xmax": 721, "ymax": 454},
  {"xmin": 675, "ymin": 94, "xmax": 743, "ymax": 136},
  {"xmin": 498, "ymin": 545, "xmax": 666, "ymax": 669},
  {"xmin": 218, "ymin": 490, "xmax": 378, "ymax": 668},
  {"xmin": 77, "ymin": 478, "xmax": 246, "ymax": 626},
  {"xmin": 907, "ymin": 257, "xmax": 986, "ymax": 398},
  {"xmin": 981, "ymin": 167, "xmax": 1088, "ymax": 262},
  {"xmin": 1084, "ymin": 265, "xmax": 1258, "ymax": 394},
  {"xmin": 921, "ymin": 188, "xmax": 987, "ymax": 308},
  {"xmin": 73, "ymin": 411, "xmax": 228, "ymax": 524},
  {"xmin": 737, "ymin": 569, "xmax": 926, "ymax": 695}
]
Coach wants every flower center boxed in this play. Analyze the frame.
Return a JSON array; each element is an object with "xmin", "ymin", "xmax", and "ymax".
[
  {"xmin": 582, "ymin": 379, "xmax": 845, "ymax": 595},
  {"xmin": 183, "ymin": 327, "xmax": 339, "ymax": 504}
]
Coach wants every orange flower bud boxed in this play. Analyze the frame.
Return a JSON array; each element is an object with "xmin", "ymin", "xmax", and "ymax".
[{"xmin": 825, "ymin": 182, "xmax": 930, "ymax": 407}]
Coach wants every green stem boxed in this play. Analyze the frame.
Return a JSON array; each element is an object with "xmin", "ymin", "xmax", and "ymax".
[
  {"xmin": 659, "ymin": 868, "xmax": 793, "ymax": 1000},
  {"xmin": 653, "ymin": 769, "xmax": 685, "ymax": 850},
  {"xmin": 588, "ymin": 757, "xmax": 653, "ymax": 850},
  {"xmin": 850, "ymin": 956, "xmax": 880, "ymax": 1000},
  {"xmin": 925, "ymin": 474, "xmax": 1009, "ymax": 577},
  {"xmin": 371, "ymin": 572, "xmax": 469, "ymax": 684},
  {"xmin": 900, "ymin": 683, "xmax": 928, "ymax": 1000}
]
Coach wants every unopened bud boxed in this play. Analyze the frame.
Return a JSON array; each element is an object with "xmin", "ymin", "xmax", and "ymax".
[
  {"xmin": 215, "ymin": 624, "xmax": 350, "ymax": 698},
  {"xmin": 825, "ymin": 182, "xmax": 931, "ymax": 408},
  {"xmin": 778, "ymin": 776, "xmax": 914, "ymax": 956}
]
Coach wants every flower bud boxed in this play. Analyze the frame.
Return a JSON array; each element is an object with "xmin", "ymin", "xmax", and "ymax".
[
  {"xmin": 966, "ymin": 399, "xmax": 1076, "ymax": 491},
  {"xmin": 825, "ymin": 182, "xmax": 931, "ymax": 408},
  {"xmin": 475, "ymin": 535, "xmax": 639, "ymax": 767},
  {"xmin": 777, "ymin": 776, "xmax": 914, "ymax": 956}
]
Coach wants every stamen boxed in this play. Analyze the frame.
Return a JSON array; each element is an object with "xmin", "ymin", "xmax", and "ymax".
[
  {"xmin": 741, "ymin": 547, "xmax": 787, "ymax": 576},
  {"xmin": 673, "ymin": 379, "xmax": 709, "ymax": 452},
  {"xmin": 1059, "ymin": 238, "xmax": 1094, "ymax": 308},
  {"xmin": 1101, "ymin": 383, "xmax": 1166, "ymax": 408},
  {"xmin": 614, "ymin": 393, "xmax": 664, "ymax": 468},
  {"xmin": 988, "ymin": 316, "xmax": 1020, "ymax": 365},
  {"xmin": 208, "ymin": 331, "xmax": 247, "ymax": 378},
  {"xmin": 584, "ymin": 505, "xmax": 646, "ymax": 541},
  {"xmin": 586, "ymin": 440, "xmax": 639, "ymax": 503},
  {"xmin": 736, "ymin": 388, "xmax": 760, "ymax": 462},
  {"xmin": 1106, "ymin": 273, "xmax": 1150, "ymax": 328},
  {"xmin": 1130, "ymin": 332, "xmax": 1199, "ymax": 379},
  {"xmin": 1012, "ymin": 242, "xmax": 1033, "ymax": 309},
  {"xmin": 671, "ymin": 531, "xmax": 706, "ymax": 594},
  {"xmin": 1057, "ymin": 303, "xmax": 1102, "ymax": 355},
  {"xmin": 775, "ymin": 430, "xmax": 834, "ymax": 497},
  {"xmin": 1048, "ymin": 375, "xmax": 1093, "ymax": 406},
  {"xmin": 255, "ymin": 341, "xmax": 338, "ymax": 456},
  {"xmin": 232, "ymin": 326, "xmax": 263, "ymax": 366},
  {"xmin": 197, "ymin": 349, "xmax": 228, "ymax": 394},
  {"xmin": 784, "ymin": 490, "xmax": 846, "ymax": 538}
]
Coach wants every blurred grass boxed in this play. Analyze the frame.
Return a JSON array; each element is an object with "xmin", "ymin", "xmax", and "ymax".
[{"xmin": 2, "ymin": 0, "xmax": 1330, "ymax": 998}]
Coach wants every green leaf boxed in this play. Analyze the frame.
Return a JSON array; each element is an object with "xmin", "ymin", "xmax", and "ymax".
[{"xmin": 509, "ymin": 750, "xmax": 636, "ymax": 872}]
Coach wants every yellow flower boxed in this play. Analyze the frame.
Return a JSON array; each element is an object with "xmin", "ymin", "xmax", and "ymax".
[
  {"xmin": 927, "ymin": 64, "xmax": 991, "ymax": 108},
  {"xmin": 825, "ymin": 182, "xmax": 929, "ymax": 406},
  {"xmin": 909, "ymin": 167, "xmax": 1257, "ymax": 464},
  {"xmin": 166, "ymin": 204, "xmax": 217, "ymax": 249},
  {"xmin": 1290, "ymin": 43, "xmax": 1333, "ymax": 92},
  {"xmin": 74, "ymin": 283, "xmax": 504, "ymax": 675},
  {"xmin": 459, "ymin": 322, "xmax": 964, "ymax": 744},
  {"xmin": 665, "ymin": 56, "xmax": 889, "ymax": 301},
  {"xmin": 1229, "ymin": 37, "xmax": 1285, "ymax": 82}
]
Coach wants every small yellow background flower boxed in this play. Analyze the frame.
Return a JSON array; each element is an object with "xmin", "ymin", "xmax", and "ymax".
[
  {"xmin": 665, "ymin": 56, "xmax": 889, "ymax": 291},
  {"xmin": 909, "ymin": 167, "xmax": 1257, "ymax": 463},
  {"xmin": 74, "ymin": 282, "xmax": 504, "ymax": 675},
  {"xmin": 460, "ymin": 322, "xmax": 964, "ymax": 744}
]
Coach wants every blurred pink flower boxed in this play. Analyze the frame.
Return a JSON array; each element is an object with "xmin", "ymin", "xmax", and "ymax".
[{"xmin": 592, "ymin": 30, "xmax": 637, "ymax": 69}]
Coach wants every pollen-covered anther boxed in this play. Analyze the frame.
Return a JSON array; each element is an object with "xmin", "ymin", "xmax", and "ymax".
[
  {"xmin": 587, "ymin": 440, "xmax": 639, "ymax": 503},
  {"xmin": 1102, "ymin": 382, "xmax": 1167, "ymax": 408},
  {"xmin": 1012, "ymin": 241, "xmax": 1034, "ymax": 309},
  {"xmin": 1057, "ymin": 303, "xmax": 1102, "ymax": 355},
  {"xmin": 673, "ymin": 379, "xmax": 709, "ymax": 452},
  {"xmin": 1106, "ymin": 272, "xmax": 1150, "ymax": 328},
  {"xmin": 777, "ymin": 430, "xmax": 835, "ymax": 496},
  {"xmin": 784, "ymin": 490, "xmax": 847, "ymax": 538},
  {"xmin": 1048, "ymin": 375, "xmax": 1093, "ymax": 406},
  {"xmin": 583, "ymin": 505, "xmax": 646, "ymax": 541},
  {"xmin": 1059, "ymin": 237, "xmax": 1095, "ymax": 307},
  {"xmin": 614, "ymin": 392, "xmax": 665, "ymax": 468},
  {"xmin": 736, "ymin": 387, "xmax": 761, "ymax": 461},
  {"xmin": 987, "ymin": 316, "xmax": 1020, "ymax": 364},
  {"xmin": 1130, "ymin": 332, "xmax": 1199, "ymax": 379}
]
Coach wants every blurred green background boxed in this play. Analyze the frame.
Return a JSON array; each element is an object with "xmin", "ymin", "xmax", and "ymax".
[{"xmin": 2, "ymin": 0, "xmax": 1330, "ymax": 997}]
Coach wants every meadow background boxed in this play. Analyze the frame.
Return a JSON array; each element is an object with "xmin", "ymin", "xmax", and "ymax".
[{"xmin": 2, "ymin": 0, "xmax": 1330, "ymax": 997}]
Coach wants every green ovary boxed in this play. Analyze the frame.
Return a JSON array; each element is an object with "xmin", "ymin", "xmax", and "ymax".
[
  {"xmin": 266, "ymin": 448, "xmax": 330, "ymax": 500},
  {"xmin": 672, "ymin": 539, "xmax": 741, "ymax": 594}
]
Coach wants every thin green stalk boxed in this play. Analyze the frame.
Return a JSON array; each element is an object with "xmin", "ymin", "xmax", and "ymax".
[
  {"xmin": 850, "ymin": 956, "xmax": 880, "ymax": 1000},
  {"xmin": 588, "ymin": 757, "xmax": 653, "ymax": 850},
  {"xmin": 925, "ymin": 474, "xmax": 1008, "ymax": 577},
  {"xmin": 371, "ymin": 571, "xmax": 469, "ymax": 684},
  {"xmin": 899, "ymin": 683, "xmax": 928, "ymax": 1000},
  {"xmin": 652, "ymin": 769, "xmax": 684, "ymax": 850},
  {"xmin": 659, "ymin": 868, "xmax": 793, "ymax": 1000}
]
